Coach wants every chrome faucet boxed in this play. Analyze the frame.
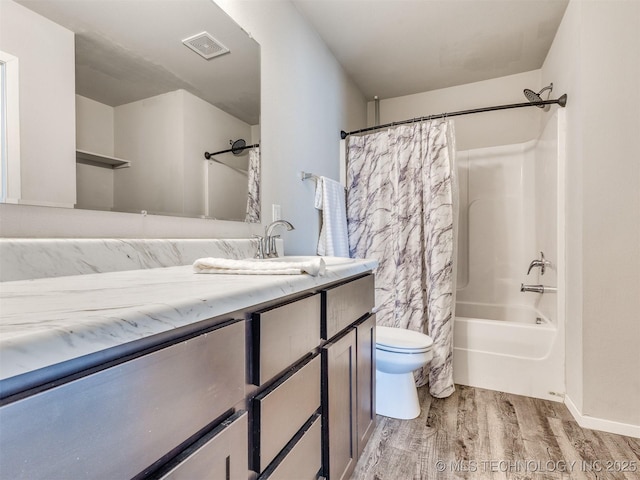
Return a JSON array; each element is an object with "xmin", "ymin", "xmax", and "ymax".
[
  {"xmin": 254, "ymin": 220, "xmax": 295, "ymax": 259},
  {"xmin": 527, "ymin": 251, "xmax": 551, "ymax": 275}
]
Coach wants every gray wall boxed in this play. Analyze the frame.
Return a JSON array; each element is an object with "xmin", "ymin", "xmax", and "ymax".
[
  {"xmin": 542, "ymin": 0, "xmax": 640, "ymax": 428},
  {"xmin": 369, "ymin": 69, "xmax": 543, "ymax": 150},
  {"xmin": 0, "ymin": 0, "xmax": 76, "ymax": 208},
  {"xmin": 215, "ymin": 0, "xmax": 367, "ymax": 253}
]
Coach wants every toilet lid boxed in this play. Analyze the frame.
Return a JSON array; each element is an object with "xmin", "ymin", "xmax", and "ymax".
[{"xmin": 376, "ymin": 326, "xmax": 433, "ymax": 353}]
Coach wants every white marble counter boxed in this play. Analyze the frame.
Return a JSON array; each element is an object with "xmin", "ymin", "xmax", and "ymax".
[{"xmin": 0, "ymin": 259, "xmax": 377, "ymax": 389}]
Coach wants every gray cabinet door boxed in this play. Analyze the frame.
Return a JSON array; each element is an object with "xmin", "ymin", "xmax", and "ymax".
[
  {"xmin": 355, "ymin": 314, "xmax": 376, "ymax": 458},
  {"xmin": 322, "ymin": 329, "xmax": 357, "ymax": 480}
]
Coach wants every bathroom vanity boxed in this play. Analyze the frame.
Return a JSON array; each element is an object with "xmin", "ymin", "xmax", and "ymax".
[{"xmin": 0, "ymin": 246, "xmax": 377, "ymax": 480}]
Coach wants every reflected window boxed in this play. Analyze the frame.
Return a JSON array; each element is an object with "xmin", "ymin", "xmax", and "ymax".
[{"xmin": 0, "ymin": 51, "xmax": 21, "ymax": 204}]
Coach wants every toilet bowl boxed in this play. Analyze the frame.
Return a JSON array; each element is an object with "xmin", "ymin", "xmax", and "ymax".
[{"xmin": 375, "ymin": 326, "xmax": 433, "ymax": 420}]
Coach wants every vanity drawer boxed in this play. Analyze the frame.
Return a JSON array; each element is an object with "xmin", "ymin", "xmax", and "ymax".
[
  {"xmin": 252, "ymin": 354, "xmax": 321, "ymax": 472},
  {"xmin": 322, "ymin": 274, "xmax": 375, "ymax": 339},
  {"xmin": 258, "ymin": 414, "xmax": 322, "ymax": 480},
  {"xmin": 155, "ymin": 411, "xmax": 248, "ymax": 480},
  {"xmin": 0, "ymin": 319, "xmax": 245, "ymax": 480},
  {"xmin": 252, "ymin": 293, "xmax": 321, "ymax": 385}
]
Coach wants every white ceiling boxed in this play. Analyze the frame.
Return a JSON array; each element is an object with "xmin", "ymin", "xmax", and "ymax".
[{"xmin": 292, "ymin": 0, "xmax": 569, "ymax": 100}]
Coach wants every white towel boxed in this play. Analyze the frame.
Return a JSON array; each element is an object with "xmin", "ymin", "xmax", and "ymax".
[
  {"xmin": 193, "ymin": 257, "xmax": 326, "ymax": 277},
  {"xmin": 314, "ymin": 176, "xmax": 350, "ymax": 257}
]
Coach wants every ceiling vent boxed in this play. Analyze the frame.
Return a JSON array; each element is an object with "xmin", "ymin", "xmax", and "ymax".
[{"xmin": 182, "ymin": 32, "xmax": 229, "ymax": 60}]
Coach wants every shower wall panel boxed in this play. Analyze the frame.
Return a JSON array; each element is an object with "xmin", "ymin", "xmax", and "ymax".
[
  {"xmin": 456, "ymin": 142, "xmax": 537, "ymax": 308},
  {"xmin": 456, "ymin": 111, "xmax": 561, "ymax": 324}
]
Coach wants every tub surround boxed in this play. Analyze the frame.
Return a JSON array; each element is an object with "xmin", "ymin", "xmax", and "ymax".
[
  {"xmin": 0, "ymin": 238, "xmax": 377, "ymax": 397},
  {"xmin": 453, "ymin": 111, "xmax": 566, "ymax": 404}
]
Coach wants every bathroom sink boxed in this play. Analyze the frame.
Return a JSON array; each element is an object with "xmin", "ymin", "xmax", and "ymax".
[{"xmin": 265, "ymin": 256, "xmax": 355, "ymax": 266}]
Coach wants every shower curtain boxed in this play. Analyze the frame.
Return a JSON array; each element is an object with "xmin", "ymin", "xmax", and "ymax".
[
  {"xmin": 245, "ymin": 147, "xmax": 261, "ymax": 223},
  {"xmin": 346, "ymin": 119, "xmax": 457, "ymax": 398}
]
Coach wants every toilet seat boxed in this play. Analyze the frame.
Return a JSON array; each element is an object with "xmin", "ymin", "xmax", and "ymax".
[{"xmin": 376, "ymin": 326, "xmax": 433, "ymax": 354}]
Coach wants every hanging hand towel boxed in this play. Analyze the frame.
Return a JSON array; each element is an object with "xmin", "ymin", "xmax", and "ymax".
[
  {"xmin": 314, "ymin": 176, "xmax": 350, "ymax": 257},
  {"xmin": 193, "ymin": 257, "xmax": 326, "ymax": 276}
]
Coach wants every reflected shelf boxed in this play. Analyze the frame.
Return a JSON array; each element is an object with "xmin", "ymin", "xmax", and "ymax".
[{"xmin": 76, "ymin": 149, "xmax": 131, "ymax": 169}]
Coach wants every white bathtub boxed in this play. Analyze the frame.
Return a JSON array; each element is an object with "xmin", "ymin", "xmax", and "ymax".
[{"xmin": 453, "ymin": 302, "xmax": 565, "ymax": 401}]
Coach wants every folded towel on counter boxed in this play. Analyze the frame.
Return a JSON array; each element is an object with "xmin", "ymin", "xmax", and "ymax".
[
  {"xmin": 193, "ymin": 257, "xmax": 326, "ymax": 277},
  {"xmin": 314, "ymin": 176, "xmax": 350, "ymax": 257}
]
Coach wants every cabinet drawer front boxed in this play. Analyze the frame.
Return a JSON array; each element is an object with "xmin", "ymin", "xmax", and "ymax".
[
  {"xmin": 157, "ymin": 411, "xmax": 248, "ymax": 480},
  {"xmin": 253, "ymin": 354, "xmax": 321, "ymax": 472},
  {"xmin": 252, "ymin": 293, "xmax": 321, "ymax": 385},
  {"xmin": 260, "ymin": 414, "xmax": 322, "ymax": 480},
  {"xmin": 322, "ymin": 274, "xmax": 374, "ymax": 339},
  {"xmin": 0, "ymin": 320, "xmax": 245, "ymax": 480}
]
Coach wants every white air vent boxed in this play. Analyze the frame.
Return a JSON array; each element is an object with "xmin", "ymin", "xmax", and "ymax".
[{"xmin": 182, "ymin": 32, "xmax": 229, "ymax": 60}]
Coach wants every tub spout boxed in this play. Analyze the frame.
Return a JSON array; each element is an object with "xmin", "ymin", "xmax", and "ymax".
[
  {"xmin": 520, "ymin": 284, "xmax": 557, "ymax": 294},
  {"xmin": 521, "ymin": 284, "xmax": 544, "ymax": 293}
]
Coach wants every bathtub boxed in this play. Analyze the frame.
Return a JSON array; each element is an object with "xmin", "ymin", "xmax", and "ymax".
[{"xmin": 452, "ymin": 302, "xmax": 565, "ymax": 402}]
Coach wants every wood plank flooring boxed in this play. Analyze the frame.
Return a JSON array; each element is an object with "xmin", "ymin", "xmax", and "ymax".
[{"xmin": 351, "ymin": 385, "xmax": 640, "ymax": 480}]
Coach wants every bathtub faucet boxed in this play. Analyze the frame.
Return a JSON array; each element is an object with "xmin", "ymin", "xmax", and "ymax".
[
  {"xmin": 520, "ymin": 284, "xmax": 557, "ymax": 294},
  {"xmin": 527, "ymin": 251, "xmax": 551, "ymax": 275}
]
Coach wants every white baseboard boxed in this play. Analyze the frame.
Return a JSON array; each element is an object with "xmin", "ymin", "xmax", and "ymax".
[{"xmin": 565, "ymin": 395, "xmax": 640, "ymax": 438}]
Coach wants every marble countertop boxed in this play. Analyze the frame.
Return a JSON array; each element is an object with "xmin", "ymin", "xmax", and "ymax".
[{"xmin": 0, "ymin": 259, "xmax": 377, "ymax": 388}]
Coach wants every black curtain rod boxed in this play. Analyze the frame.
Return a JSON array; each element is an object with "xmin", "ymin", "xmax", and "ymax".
[
  {"xmin": 204, "ymin": 143, "xmax": 259, "ymax": 159},
  {"xmin": 340, "ymin": 94, "xmax": 567, "ymax": 139}
]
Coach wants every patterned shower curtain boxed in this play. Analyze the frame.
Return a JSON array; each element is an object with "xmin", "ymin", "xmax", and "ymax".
[
  {"xmin": 245, "ymin": 147, "xmax": 261, "ymax": 223},
  {"xmin": 346, "ymin": 119, "xmax": 457, "ymax": 398}
]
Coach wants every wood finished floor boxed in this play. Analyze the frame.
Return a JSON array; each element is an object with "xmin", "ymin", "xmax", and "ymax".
[{"xmin": 351, "ymin": 385, "xmax": 640, "ymax": 480}]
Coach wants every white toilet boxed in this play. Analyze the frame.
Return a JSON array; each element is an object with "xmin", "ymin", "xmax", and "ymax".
[{"xmin": 375, "ymin": 326, "xmax": 434, "ymax": 420}]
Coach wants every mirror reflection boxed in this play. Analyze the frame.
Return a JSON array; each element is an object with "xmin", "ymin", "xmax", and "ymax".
[{"xmin": 5, "ymin": 0, "xmax": 260, "ymax": 222}]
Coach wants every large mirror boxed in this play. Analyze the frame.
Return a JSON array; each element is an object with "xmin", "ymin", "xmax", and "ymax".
[{"xmin": 1, "ymin": 0, "xmax": 260, "ymax": 222}]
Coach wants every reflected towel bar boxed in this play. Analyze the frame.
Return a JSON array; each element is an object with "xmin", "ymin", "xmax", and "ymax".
[{"xmin": 207, "ymin": 157, "xmax": 248, "ymax": 175}]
